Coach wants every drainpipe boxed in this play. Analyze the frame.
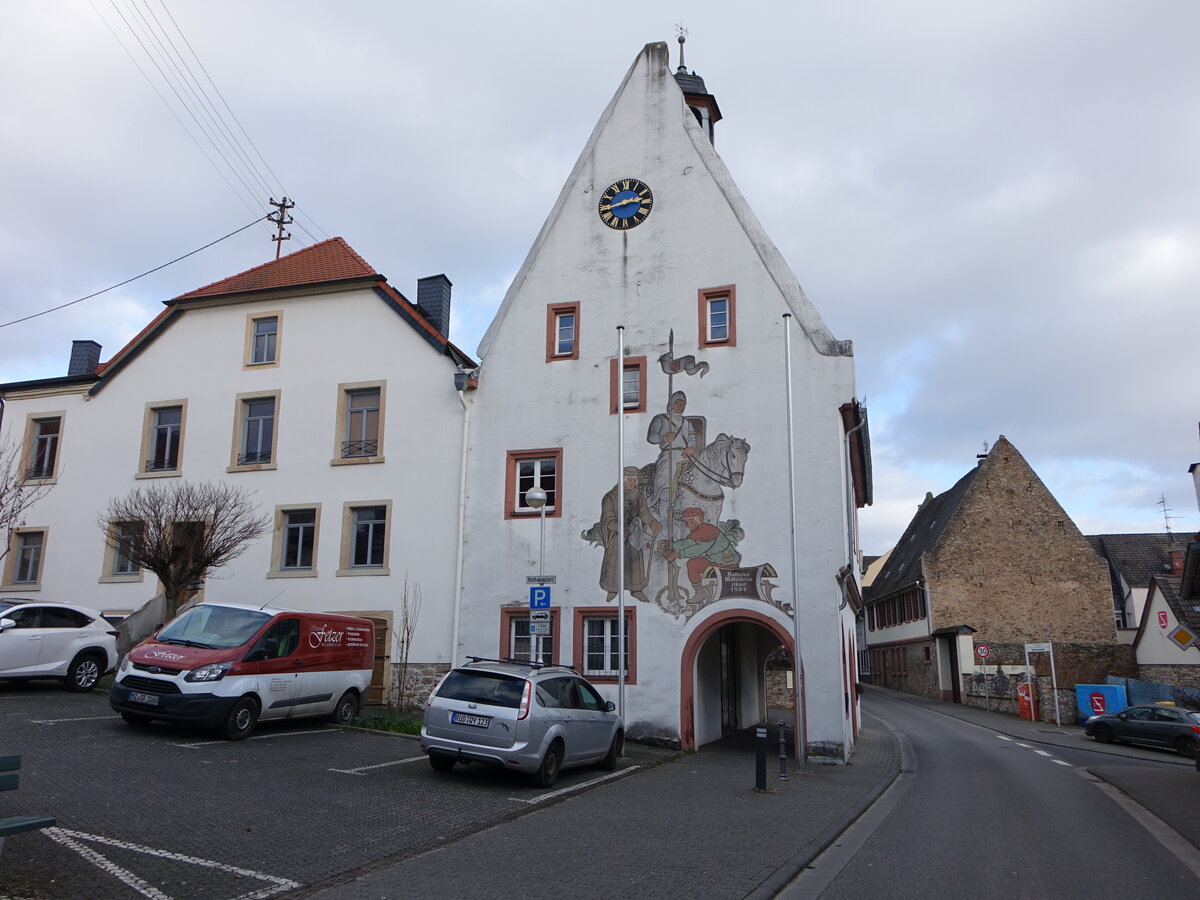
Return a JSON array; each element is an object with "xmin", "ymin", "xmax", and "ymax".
[{"xmin": 450, "ymin": 374, "xmax": 473, "ymax": 668}]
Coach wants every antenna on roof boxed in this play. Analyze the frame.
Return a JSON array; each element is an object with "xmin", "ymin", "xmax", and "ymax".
[
  {"xmin": 268, "ymin": 197, "xmax": 294, "ymax": 260},
  {"xmin": 676, "ymin": 23, "xmax": 689, "ymax": 73},
  {"xmin": 1157, "ymin": 494, "xmax": 1178, "ymax": 541},
  {"xmin": 976, "ymin": 440, "xmax": 990, "ymax": 462}
]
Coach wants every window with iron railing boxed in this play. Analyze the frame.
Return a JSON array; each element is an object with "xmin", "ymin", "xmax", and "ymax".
[
  {"xmin": 147, "ymin": 407, "xmax": 182, "ymax": 471},
  {"xmin": 239, "ymin": 398, "xmax": 275, "ymax": 465},
  {"xmin": 342, "ymin": 388, "xmax": 380, "ymax": 458},
  {"xmin": 26, "ymin": 418, "xmax": 60, "ymax": 479}
]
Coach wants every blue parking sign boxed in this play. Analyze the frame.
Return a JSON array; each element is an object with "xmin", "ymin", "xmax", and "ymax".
[{"xmin": 529, "ymin": 586, "xmax": 551, "ymax": 609}]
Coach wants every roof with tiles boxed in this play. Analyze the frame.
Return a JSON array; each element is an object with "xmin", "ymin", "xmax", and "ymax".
[
  {"xmin": 1149, "ymin": 573, "xmax": 1200, "ymax": 634},
  {"xmin": 1085, "ymin": 532, "xmax": 1188, "ymax": 589},
  {"xmin": 865, "ymin": 466, "xmax": 980, "ymax": 603},
  {"xmin": 171, "ymin": 237, "xmax": 379, "ymax": 302}
]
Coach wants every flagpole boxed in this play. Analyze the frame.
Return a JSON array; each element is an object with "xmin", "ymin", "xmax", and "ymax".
[
  {"xmin": 783, "ymin": 313, "xmax": 806, "ymax": 768},
  {"xmin": 616, "ymin": 326, "xmax": 626, "ymax": 721}
]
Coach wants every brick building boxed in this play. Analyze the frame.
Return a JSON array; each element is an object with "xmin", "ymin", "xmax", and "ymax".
[{"xmin": 863, "ymin": 436, "xmax": 1126, "ymax": 708}]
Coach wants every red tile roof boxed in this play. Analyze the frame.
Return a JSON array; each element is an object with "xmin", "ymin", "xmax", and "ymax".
[{"xmin": 172, "ymin": 237, "xmax": 379, "ymax": 301}]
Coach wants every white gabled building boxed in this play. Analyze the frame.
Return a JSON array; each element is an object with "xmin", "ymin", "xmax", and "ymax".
[
  {"xmin": 458, "ymin": 42, "xmax": 871, "ymax": 759},
  {"xmin": 1, "ymin": 238, "xmax": 474, "ymax": 703}
]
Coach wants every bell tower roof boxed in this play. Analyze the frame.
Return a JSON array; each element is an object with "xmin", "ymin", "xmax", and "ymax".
[{"xmin": 672, "ymin": 31, "xmax": 722, "ymax": 143}]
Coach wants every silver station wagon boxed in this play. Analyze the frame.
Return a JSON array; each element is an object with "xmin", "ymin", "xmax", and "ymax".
[{"xmin": 421, "ymin": 657, "xmax": 624, "ymax": 787}]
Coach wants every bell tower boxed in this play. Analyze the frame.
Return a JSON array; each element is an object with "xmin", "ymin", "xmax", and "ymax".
[{"xmin": 673, "ymin": 30, "xmax": 722, "ymax": 145}]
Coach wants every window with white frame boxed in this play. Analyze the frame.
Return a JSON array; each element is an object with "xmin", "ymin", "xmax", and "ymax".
[
  {"xmin": 110, "ymin": 522, "xmax": 142, "ymax": 576},
  {"xmin": 583, "ymin": 615, "xmax": 630, "ymax": 677},
  {"xmin": 11, "ymin": 530, "xmax": 45, "ymax": 585},
  {"xmin": 546, "ymin": 303, "xmax": 580, "ymax": 361},
  {"xmin": 148, "ymin": 407, "xmax": 182, "ymax": 472},
  {"xmin": 343, "ymin": 388, "xmax": 380, "ymax": 458},
  {"xmin": 239, "ymin": 397, "xmax": 275, "ymax": 465},
  {"xmin": 250, "ymin": 316, "xmax": 278, "ymax": 365},
  {"xmin": 281, "ymin": 509, "xmax": 316, "ymax": 570},
  {"xmin": 697, "ymin": 285, "xmax": 736, "ymax": 348},
  {"xmin": 507, "ymin": 450, "xmax": 560, "ymax": 517},
  {"xmin": 509, "ymin": 615, "xmax": 554, "ymax": 665},
  {"xmin": 26, "ymin": 417, "xmax": 60, "ymax": 480},
  {"xmin": 609, "ymin": 357, "xmax": 647, "ymax": 414}
]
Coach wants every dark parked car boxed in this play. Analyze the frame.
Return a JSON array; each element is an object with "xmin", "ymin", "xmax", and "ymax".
[{"xmin": 1085, "ymin": 704, "xmax": 1200, "ymax": 757}]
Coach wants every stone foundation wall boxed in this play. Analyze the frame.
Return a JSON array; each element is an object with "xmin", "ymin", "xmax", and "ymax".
[
  {"xmin": 766, "ymin": 669, "xmax": 793, "ymax": 708},
  {"xmin": 1136, "ymin": 664, "xmax": 1200, "ymax": 692},
  {"xmin": 387, "ymin": 662, "xmax": 450, "ymax": 713}
]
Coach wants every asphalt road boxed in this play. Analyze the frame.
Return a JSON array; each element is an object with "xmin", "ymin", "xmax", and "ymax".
[
  {"xmin": 795, "ymin": 692, "xmax": 1199, "ymax": 899},
  {"xmin": 0, "ymin": 682, "xmax": 666, "ymax": 899}
]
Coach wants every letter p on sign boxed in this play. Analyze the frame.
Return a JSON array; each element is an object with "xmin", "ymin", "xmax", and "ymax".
[{"xmin": 530, "ymin": 587, "xmax": 551, "ymax": 609}]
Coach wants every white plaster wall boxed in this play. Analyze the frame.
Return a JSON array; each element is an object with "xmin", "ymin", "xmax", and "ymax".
[
  {"xmin": 460, "ymin": 44, "xmax": 861, "ymax": 751},
  {"xmin": 1137, "ymin": 590, "xmax": 1200, "ymax": 665},
  {"xmin": 1, "ymin": 285, "xmax": 465, "ymax": 665},
  {"xmin": 866, "ymin": 619, "xmax": 931, "ymax": 646}
]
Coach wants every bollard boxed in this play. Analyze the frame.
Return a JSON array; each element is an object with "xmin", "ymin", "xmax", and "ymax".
[
  {"xmin": 755, "ymin": 723, "xmax": 768, "ymax": 791},
  {"xmin": 778, "ymin": 720, "xmax": 789, "ymax": 780}
]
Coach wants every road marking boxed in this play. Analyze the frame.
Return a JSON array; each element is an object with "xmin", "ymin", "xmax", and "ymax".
[
  {"xmin": 1033, "ymin": 749, "xmax": 1052, "ymax": 757},
  {"xmin": 329, "ymin": 756, "xmax": 426, "ymax": 775},
  {"xmin": 1016, "ymin": 742, "xmax": 1032, "ymax": 748},
  {"xmin": 509, "ymin": 766, "xmax": 640, "ymax": 804},
  {"xmin": 31, "ymin": 715, "xmax": 115, "ymax": 724},
  {"xmin": 1082, "ymin": 772, "xmax": 1200, "ymax": 879},
  {"xmin": 1053, "ymin": 759, "xmax": 1072, "ymax": 766},
  {"xmin": 172, "ymin": 729, "xmax": 339, "ymax": 749},
  {"xmin": 42, "ymin": 827, "xmax": 300, "ymax": 899},
  {"xmin": 998, "ymin": 736, "xmax": 1071, "ymax": 766}
]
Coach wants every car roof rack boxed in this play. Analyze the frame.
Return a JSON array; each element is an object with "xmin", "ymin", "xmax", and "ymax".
[{"xmin": 463, "ymin": 656, "xmax": 577, "ymax": 672}]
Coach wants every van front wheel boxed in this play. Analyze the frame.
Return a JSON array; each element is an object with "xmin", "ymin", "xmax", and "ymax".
[
  {"xmin": 329, "ymin": 691, "xmax": 359, "ymax": 726},
  {"xmin": 221, "ymin": 697, "xmax": 260, "ymax": 741}
]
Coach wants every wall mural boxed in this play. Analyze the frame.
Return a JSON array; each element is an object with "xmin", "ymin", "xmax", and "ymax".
[{"xmin": 583, "ymin": 334, "xmax": 788, "ymax": 621}]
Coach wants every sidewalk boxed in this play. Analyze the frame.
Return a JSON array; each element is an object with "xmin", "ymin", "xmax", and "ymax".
[
  {"xmin": 302, "ymin": 720, "xmax": 900, "ymax": 900},
  {"xmin": 864, "ymin": 685, "xmax": 1200, "ymax": 851}
]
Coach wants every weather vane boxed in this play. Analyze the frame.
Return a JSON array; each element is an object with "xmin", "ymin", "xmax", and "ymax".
[{"xmin": 675, "ymin": 23, "xmax": 688, "ymax": 72}]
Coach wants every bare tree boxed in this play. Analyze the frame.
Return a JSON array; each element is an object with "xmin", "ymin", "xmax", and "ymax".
[
  {"xmin": 393, "ymin": 575, "xmax": 422, "ymax": 713},
  {"xmin": 0, "ymin": 439, "xmax": 53, "ymax": 566},
  {"xmin": 99, "ymin": 481, "xmax": 270, "ymax": 619}
]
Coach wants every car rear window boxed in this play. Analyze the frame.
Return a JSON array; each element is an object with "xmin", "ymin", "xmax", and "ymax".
[
  {"xmin": 436, "ymin": 671, "xmax": 525, "ymax": 709},
  {"xmin": 1187, "ymin": 711, "xmax": 1200, "ymax": 725}
]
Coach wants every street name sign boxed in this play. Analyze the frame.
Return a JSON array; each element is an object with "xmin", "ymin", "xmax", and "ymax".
[{"xmin": 526, "ymin": 575, "xmax": 557, "ymax": 585}]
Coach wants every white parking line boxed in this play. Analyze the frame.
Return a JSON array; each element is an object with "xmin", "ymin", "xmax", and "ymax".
[
  {"xmin": 509, "ymin": 766, "xmax": 640, "ymax": 804},
  {"xmin": 1033, "ymin": 749, "xmax": 1053, "ymax": 757},
  {"xmin": 42, "ymin": 827, "xmax": 299, "ymax": 899},
  {"xmin": 171, "ymin": 730, "xmax": 339, "ymax": 749},
  {"xmin": 1053, "ymin": 759, "xmax": 1072, "ymax": 766},
  {"xmin": 31, "ymin": 715, "xmax": 115, "ymax": 724},
  {"xmin": 329, "ymin": 757, "xmax": 426, "ymax": 775}
]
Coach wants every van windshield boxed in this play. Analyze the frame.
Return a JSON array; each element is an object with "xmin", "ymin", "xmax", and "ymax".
[{"xmin": 157, "ymin": 606, "xmax": 272, "ymax": 650}]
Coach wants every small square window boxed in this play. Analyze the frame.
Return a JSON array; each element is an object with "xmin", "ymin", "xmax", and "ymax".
[
  {"xmin": 546, "ymin": 303, "xmax": 581, "ymax": 361},
  {"xmin": 505, "ymin": 449, "xmax": 563, "ymax": 518},
  {"xmin": 697, "ymin": 286, "xmax": 737, "ymax": 348}
]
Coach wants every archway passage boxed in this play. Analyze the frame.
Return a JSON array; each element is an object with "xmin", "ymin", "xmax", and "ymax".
[{"xmin": 679, "ymin": 609, "xmax": 800, "ymax": 751}]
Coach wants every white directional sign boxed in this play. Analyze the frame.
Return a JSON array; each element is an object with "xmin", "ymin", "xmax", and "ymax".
[
  {"xmin": 1024, "ymin": 642, "xmax": 1052, "ymax": 653},
  {"xmin": 530, "ymin": 610, "xmax": 551, "ymax": 623},
  {"xmin": 526, "ymin": 575, "xmax": 557, "ymax": 585}
]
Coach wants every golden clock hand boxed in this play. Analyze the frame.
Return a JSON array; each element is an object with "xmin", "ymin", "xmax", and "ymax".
[{"xmin": 600, "ymin": 196, "xmax": 642, "ymax": 212}]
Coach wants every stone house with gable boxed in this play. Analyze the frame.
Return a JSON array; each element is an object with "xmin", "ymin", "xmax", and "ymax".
[
  {"xmin": 1086, "ymin": 532, "xmax": 1189, "ymax": 635},
  {"xmin": 863, "ymin": 436, "xmax": 1133, "ymax": 714}
]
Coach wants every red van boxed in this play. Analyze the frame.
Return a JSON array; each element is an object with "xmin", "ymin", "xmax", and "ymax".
[{"xmin": 109, "ymin": 602, "xmax": 375, "ymax": 740}]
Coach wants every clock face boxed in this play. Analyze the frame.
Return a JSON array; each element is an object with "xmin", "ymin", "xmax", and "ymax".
[{"xmin": 598, "ymin": 178, "xmax": 653, "ymax": 229}]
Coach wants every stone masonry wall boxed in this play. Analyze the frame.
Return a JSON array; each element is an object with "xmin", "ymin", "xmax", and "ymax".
[
  {"xmin": 389, "ymin": 662, "xmax": 450, "ymax": 712},
  {"xmin": 927, "ymin": 438, "xmax": 1116, "ymax": 644},
  {"xmin": 1137, "ymin": 664, "xmax": 1200, "ymax": 692}
]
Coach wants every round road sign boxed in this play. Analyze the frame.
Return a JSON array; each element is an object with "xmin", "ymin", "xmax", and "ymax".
[{"xmin": 975, "ymin": 644, "xmax": 991, "ymax": 659}]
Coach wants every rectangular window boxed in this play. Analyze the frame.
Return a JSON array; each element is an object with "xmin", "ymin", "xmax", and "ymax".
[
  {"xmin": 111, "ymin": 522, "xmax": 142, "ymax": 576},
  {"xmin": 545, "ymin": 302, "xmax": 581, "ymax": 361},
  {"xmin": 282, "ymin": 509, "xmax": 316, "ymax": 570},
  {"xmin": 698, "ymin": 285, "xmax": 737, "ymax": 348},
  {"xmin": 344, "ymin": 388, "xmax": 380, "ymax": 458},
  {"xmin": 573, "ymin": 607, "xmax": 636, "ymax": 683},
  {"xmin": 338, "ymin": 502, "xmax": 391, "ymax": 575},
  {"xmin": 233, "ymin": 393, "xmax": 279, "ymax": 468},
  {"xmin": 26, "ymin": 417, "xmax": 61, "ymax": 480},
  {"xmin": 501, "ymin": 607, "xmax": 559, "ymax": 665},
  {"xmin": 250, "ymin": 316, "xmax": 278, "ymax": 365},
  {"xmin": 608, "ymin": 357, "xmax": 647, "ymax": 414},
  {"xmin": 13, "ymin": 531, "xmax": 44, "ymax": 584},
  {"xmin": 505, "ymin": 448, "xmax": 563, "ymax": 518},
  {"xmin": 149, "ymin": 407, "xmax": 182, "ymax": 472}
]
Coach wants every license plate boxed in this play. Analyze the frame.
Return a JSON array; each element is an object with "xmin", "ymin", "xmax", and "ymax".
[
  {"xmin": 451, "ymin": 712, "xmax": 490, "ymax": 728},
  {"xmin": 128, "ymin": 691, "xmax": 160, "ymax": 707}
]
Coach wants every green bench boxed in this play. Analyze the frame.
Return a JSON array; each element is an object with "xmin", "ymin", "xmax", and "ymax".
[{"xmin": 0, "ymin": 755, "xmax": 56, "ymax": 858}]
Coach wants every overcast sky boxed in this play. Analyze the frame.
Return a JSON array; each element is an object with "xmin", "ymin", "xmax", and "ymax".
[{"xmin": 2, "ymin": 1, "xmax": 1197, "ymax": 553}]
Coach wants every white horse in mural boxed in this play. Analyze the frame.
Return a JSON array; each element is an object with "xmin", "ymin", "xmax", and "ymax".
[{"xmin": 641, "ymin": 432, "xmax": 750, "ymax": 535}]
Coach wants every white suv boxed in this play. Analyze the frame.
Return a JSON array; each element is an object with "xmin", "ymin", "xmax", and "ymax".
[
  {"xmin": 0, "ymin": 600, "xmax": 120, "ymax": 691},
  {"xmin": 421, "ymin": 657, "xmax": 624, "ymax": 788}
]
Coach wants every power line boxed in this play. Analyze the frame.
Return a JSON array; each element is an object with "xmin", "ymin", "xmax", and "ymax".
[{"xmin": 0, "ymin": 217, "xmax": 266, "ymax": 330}]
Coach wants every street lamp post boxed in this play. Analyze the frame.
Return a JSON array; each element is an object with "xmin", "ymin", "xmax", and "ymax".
[{"xmin": 524, "ymin": 485, "xmax": 548, "ymax": 579}]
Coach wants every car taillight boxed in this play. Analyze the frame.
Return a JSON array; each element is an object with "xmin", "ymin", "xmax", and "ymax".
[
  {"xmin": 517, "ymin": 680, "xmax": 532, "ymax": 720},
  {"xmin": 1190, "ymin": 725, "xmax": 1200, "ymax": 735}
]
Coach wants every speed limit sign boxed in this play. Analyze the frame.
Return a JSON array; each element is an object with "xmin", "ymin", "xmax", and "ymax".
[{"xmin": 975, "ymin": 644, "xmax": 991, "ymax": 659}]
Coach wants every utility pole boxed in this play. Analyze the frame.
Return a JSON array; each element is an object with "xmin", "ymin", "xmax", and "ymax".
[{"xmin": 268, "ymin": 197, "xmax": 294, "ymax": 259}]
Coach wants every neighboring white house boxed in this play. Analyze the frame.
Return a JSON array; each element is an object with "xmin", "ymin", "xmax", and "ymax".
[
  {"xmin": 0, "ymin": 238, "xmax": 474, "ymax": 703},
  {"xmin": 457, "ymin": 42, "xmax": 871, "ymax": 759}
]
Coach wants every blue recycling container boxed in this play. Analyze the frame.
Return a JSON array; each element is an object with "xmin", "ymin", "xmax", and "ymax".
[{"xmin": 1075, "ymin": 684, "xmax": 1128, "ymax": 725}]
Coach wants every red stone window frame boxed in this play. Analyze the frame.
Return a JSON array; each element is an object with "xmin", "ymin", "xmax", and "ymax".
[
  {"xmin": 546, "ymin": 302, "xmax": 581, "ymax": 362},
  {"xmin": 504, "ymin": 447, "xmax": 564, "ymax": 520},
  {"xmin": 608, "ymin": 356, "xmax": 647, "ymax": 414},
  {"xmin": 697, "ymin": 285, "xmax": 736, "ymax": 348},
  {"xmin": 572, "ymin": 606, "xmax": 637, "ymax": 684},
  {"xmin": 499, "ymin": 606, "xmax": 560, "ymax": 664}
]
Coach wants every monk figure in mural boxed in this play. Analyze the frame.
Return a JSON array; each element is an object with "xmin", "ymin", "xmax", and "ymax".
[{"xmin": 599, "ymin": 467, "xmax": 660, "ymax": 603}]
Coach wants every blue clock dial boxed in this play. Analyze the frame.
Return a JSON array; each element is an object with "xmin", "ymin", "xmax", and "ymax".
[{"xmin": 599, "ymin": 178, "xmax": 653, "ymax": 229}]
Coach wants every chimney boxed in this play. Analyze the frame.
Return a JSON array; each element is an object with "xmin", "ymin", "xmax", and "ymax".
[
  {"xmin": 68, "ymin": 340, "xmax": 101, "ymax": 376},
  {"xmin": 416, "ymin": 275, "xmax": 452, "ymax": 337},
  {"xmin": 1167, "ymin": 549, "xmax": 1184, "ymax": 576}
]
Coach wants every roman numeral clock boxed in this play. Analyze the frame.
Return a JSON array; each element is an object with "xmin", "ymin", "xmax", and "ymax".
[{"xmin": 598, "ymin": 178, "xmax": 653, "ymax": 229}]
